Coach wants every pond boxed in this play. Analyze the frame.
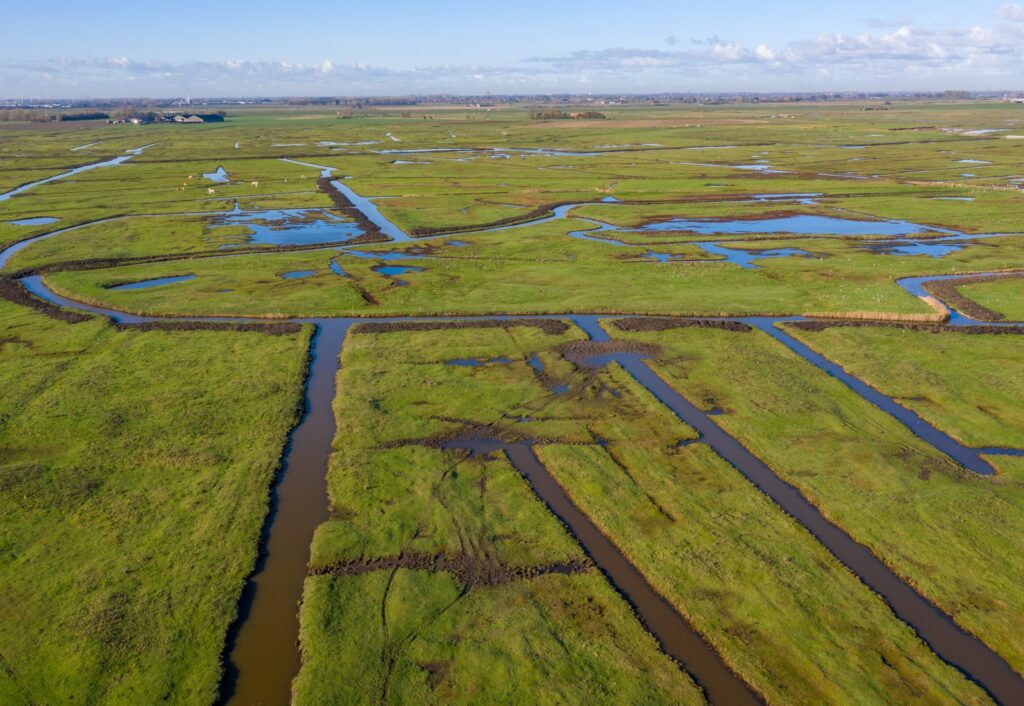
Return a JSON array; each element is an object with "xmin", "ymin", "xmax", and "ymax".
[
  {"xmin": 204, "ymin": 166, "xmax": 230, "ymax": 183},
  {"xmin": 7, "ymin": 217, "xmax": 59, "ymax": 226},
  {"xmin": 212, "ymin": 208, "xmax": 363, "ymax": 247},
  {"xmin": 108, "ymin": 274, "xmax": 196, "ymax": 290}
]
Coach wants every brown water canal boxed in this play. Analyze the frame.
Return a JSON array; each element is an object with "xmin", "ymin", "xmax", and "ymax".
[{"xmin": 219, "ymin": 321, "xmax": 351, "ymax": 705}]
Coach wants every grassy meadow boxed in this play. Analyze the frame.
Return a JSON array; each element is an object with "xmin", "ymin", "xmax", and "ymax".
[
  {"xmin": 297, "ymin": 323, "xmax": 988, "ymax": 705},
  {"xmin": 0, "ymin": 300, "xmax": 310, "ymax": 704},
  {"xmin": 613, "ymin": 321, "xmax": 1024, "ymax": 675},
  {"xmin": 0, "ymin": 99, "xmax": 1022, "ymax": 704}
]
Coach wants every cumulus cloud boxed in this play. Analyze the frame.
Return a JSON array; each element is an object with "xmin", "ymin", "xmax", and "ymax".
[
  {"xmin": 3, "ymin": 6, "xmax": 1023, "ymax": 96},
  {"xmin": 526, "ymin": 9, "xmax": 1024, "ymax": 85},
  {"xmin": 999, "ymin": 3, "xmax": 1024, "ymax": 21}
]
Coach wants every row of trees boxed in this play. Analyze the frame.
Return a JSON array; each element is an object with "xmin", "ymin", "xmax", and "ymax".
[{"xmin": 0, "ymin": 109, "xmax": 109, "ymax": 122}]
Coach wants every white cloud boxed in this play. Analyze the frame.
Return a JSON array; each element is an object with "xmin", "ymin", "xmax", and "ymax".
[
  {"xmin": 4, "ymin": 6, "xmax": 1024, "ymax": 97},
  {"xmin": 711, "ymin": 42, "xmax": 745, "ymax": 61},
  {"xmin": 999, "ymin": 3, "xmax": 1024, "ymax": 21}
]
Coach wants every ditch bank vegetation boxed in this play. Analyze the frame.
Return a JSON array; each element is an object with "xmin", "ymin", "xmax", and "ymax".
[
  {"xmin": 923, "ymin": 271, "xmax": 1024, "ymax": 322},
  {"xmin": 788, "ymin": 319, "xmax": 1024, "ymax": 335},
  {"xmin": 612, "ymin": 317, "xmax": 752, "ymax": 333},
  {"xmin": 352, "ymin": 318, "xmax": 570, "ymax": 335},
  {"xmin": 310, "ymin": 553, "xmax": 592, "ymax": 588},
  {"xmin": 0, "ymin": 275, "xmax": 91, "ymax": 323}
]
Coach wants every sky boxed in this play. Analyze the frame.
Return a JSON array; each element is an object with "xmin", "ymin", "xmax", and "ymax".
[{"xmin": 1, "ymin": 1, "xmax": 1023, "ymax": 98}]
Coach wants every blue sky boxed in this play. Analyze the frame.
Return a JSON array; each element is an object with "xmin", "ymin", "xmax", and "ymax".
[{"xmin": 2, "ymin": 1, "xmax": 1022, "ymax": 97}]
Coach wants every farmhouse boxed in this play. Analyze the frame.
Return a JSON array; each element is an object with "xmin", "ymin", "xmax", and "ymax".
[{"xmin": 171, "ymin": 113, "xmax": 225, "ymax": 123}]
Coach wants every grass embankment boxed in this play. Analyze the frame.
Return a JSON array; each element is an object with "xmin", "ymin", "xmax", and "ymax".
[
  {"xmin": 297, "ymin": 324, "xmax": 985, "ymax": 705},
  {"xmin": 296, "ymin": 324, "xmax": 703, "ymax": 705},
  {"xmin": 0, "ymin": 299, "xmax": 310, "ymax": 704},
  {"xmin": 613, "ymin": 322, "xmax": 1024, "ymax": 676}
]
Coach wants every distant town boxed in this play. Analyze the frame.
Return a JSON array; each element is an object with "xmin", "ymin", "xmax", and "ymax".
[{"xmin": 1, "ymin": 91, "xmax": 1022, "ymax": 125}]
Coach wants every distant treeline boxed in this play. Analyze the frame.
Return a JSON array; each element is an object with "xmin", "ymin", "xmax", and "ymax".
[
  {"xmin": 531, "ymin": 110, "xmax": 607, "ymax": 120},
  {"xmin": 0, "ymin": 109, "xmax": 109, "ymax": 122}
]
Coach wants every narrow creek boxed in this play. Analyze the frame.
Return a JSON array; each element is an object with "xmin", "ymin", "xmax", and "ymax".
[
  {"xmin": 220, "ymin": 320, "xmax": 351, "ymax": 706},
  {"xmin": 0, "ymin": 144, "xmax": 155, "ymax": 202},
  {"xmin": 443, "ymin": 437, "xmax": 762, "ymax": 706},
  {"xmin": 570, "ymin": 319, "xmax": 1024, "ymax": 705},
  {"xmin": 748, "ymin": 318, "xmax": 1001, "ymax": 474}
]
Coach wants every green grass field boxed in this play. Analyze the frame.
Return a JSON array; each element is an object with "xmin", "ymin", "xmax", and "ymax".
[
  {"xmin": 783, "ymin": 324, "xmax": 1024, "ymax": 447},
  {"xmin": 299, "ymin": 324, "xmax": 987, "ymax": 704},
  {"xmin": 0, "ymin": 301, "xmax": 310, "ymax": 704},
  {"xmin": 1, "ymin": 100, "xmax": 1022, "ymax": 704},
  {"xmin": 613, "ymin": 322, "xmax": 1024, "ymax": 675},
  {"xmin": 958, "ymin": 277, "xmax": 1024, "ymax": 319}
]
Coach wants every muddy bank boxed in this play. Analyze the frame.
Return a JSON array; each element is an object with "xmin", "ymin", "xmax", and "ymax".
[
  {"xmin": 788, "ymin": 319, "xmax": 1024, "ymax": 335},
  {"xmin": 310, "ymin": 553, "xmax": 591, "ymax": 588},
  {"xmin": 612, "ymin": 317, "xmax": 752, "ymax": 333},
  {"xmin": 386, "ymin": 422, "xmax": 549, "ymax": 450},
  {"xmin": 559, "ymin": 339, "xmax": 661, "ymax": 366},
  {"xmin": 317, "ymin": 177, "xmax": 390, "ymax": 244},
  {"xmin": 0, "ymin": 276, "xmax": 91, "ymax": 323},
  {"xmin": 112, "ymin": 320, "xmax": 303, "ymax": 336},
  {"xmin": 923, "ymin": 272, "xmax": 1023, "ymax": 323},
  {"xmin": 353, "ymin": 318, "xmax": 569, "ymax": 335}
]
